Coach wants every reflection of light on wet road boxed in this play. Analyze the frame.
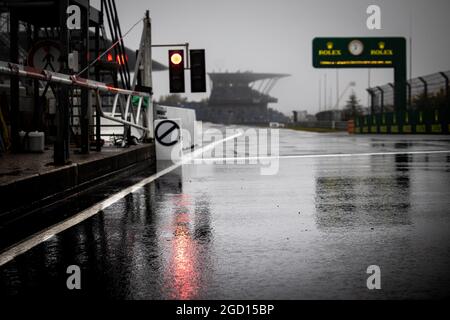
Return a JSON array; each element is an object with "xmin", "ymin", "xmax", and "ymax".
[
  {"xmin": 2, "ymin": 124, "xmax": 450, "ymax": 299},
  {"xmin": 168, "ymin": 194, "xmax": 199, "ymax": 300}
]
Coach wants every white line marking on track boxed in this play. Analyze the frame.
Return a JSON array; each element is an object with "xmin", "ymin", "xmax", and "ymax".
[
  {"xmin": 0, "ymin": 132, "xmax": 242, "ymax": 267},
  {"xmin": 193, "ymin": 150, "xmax": 450, "ymax": 163}
]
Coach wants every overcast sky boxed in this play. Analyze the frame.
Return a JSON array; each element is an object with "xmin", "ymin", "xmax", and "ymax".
[{"xmin": 92, "ymin": 0, "xmax": 450, "ymax": 115}]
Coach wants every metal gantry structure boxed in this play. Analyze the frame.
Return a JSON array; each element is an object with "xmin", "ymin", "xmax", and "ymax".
[{"xmin": 0, "ymin": 0, "xmax": 157, "ymax": 164}]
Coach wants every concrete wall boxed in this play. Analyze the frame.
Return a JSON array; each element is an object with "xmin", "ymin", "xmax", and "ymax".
[
  {"xmin": 0, "ymin": 144, "xmax": 155, "ymax": 221},
  {"xmin": 293, "ymin": 121, "xmax": 348, "ymax": 130}
]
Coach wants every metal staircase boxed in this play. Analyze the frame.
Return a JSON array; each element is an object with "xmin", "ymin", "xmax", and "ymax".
[{"xmin": 69, "ymin": 0, "xmax": 134, "ymax": 147}]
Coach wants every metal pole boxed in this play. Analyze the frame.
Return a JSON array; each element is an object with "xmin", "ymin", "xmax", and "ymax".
[
  {"xmin": 95, "ymin": 20, "xmax": 101, "ymax": 152},
  {"xmin": 131, "ymin": 21, "xmax": 145, "ymax": 89},
  {"xmin": 406, "ymin": 82, "xmax": 411, "ymax": 109},
  {"xmin": 409, "ymin": 6, "xmax": 413, "ymax": 86},
  {"xmin": 129, "ymin": 10, "xmax": 154, "ymax": 140},
  {"xmin": 33, "ymin": 24, "xmax": 42, "ymax": 132},
  {"xmin": 9, "ymin": 9, "xmax": 20, "ymax": 153},
  {"xmin": 103, "ymin": 0, "xmax": 127, "ymax": 89},
  {"xmin": 394, "ymin": 39, "xmax": 407, "ymax": 112},
  {"xmin": 318, "ymin": 77, "xmax": 321, "ymax": 112},
  {"xmin": 151, "ymin": 43, "xmax": 190, "ymax": 70},
  {"xmin": 388, "ymin": 83, "xmax": 395, "ymax": 113},
  {"xmin": 146, "ymin": 11, "xmax": 154, "ymax": 140},
  {"xmin": 110, "ymin": 0, "xmax": 131, "ymax": 87},
  {"xmin": 55, "ymin": 0, "xmax": 70, "ymax": 164},
  {"xmin": 377, "ymin": 86, "xmax": 384, "ymax": 114},
  {"xmin": 80, "ymin": 5, "xmax": 90, "ymax": 154},
  {"xmin": 334, "ymin": 82, "xmax": 354, "ymax": 110},
  {"xmin": 336, "ymin": 69, "xmax": 339, "ymax": 109},
  {"xmin": 185, "ymin": 42, "xmax": 190, "ymax": 70},
  {"xmin": 329, "ymin": 86, "xmax": 332, "ymax": 111},
  {"xmin": 418, "ymin": 76, "xmax": 428, "ymax": 109},
  {"xmin": 366, "ymin": 89, "xmax": 375, "ymax": 115},
  {"xmin": 439, "ymin": 72, "xmax": 449, "ymax": 108},
  {"xmin": 324, "ymin": 73, "xmax": 327, "ymax": 111},
  {"xmin": 367, "ymin": 69, "xmax": 371, "ymax": 110}
]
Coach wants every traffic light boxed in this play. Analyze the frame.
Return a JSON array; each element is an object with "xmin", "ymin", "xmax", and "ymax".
[
  {"xmin": 190, "ymin": 49, "xmax": 206, "ymax": 92},
  {"xmin": 168, "ymin": 50, "xmax": 185, "ymax": 93}
]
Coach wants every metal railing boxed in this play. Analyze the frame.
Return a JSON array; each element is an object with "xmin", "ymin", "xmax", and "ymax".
[
  {"xmin": 0, "ymin": 60, "xmax": 153, "ymax": 136},
  {"xmin": 367, "ymin": 71, "xmax": 450, "ymax": 113}
]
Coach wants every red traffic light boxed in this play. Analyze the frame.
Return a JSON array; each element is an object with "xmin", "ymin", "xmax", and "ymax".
[
  {"xmin": 168, "ymin": 50, "xmax": 185, "ymax": 93},
  {"xmin": 170, "ymin": 52, "xmax": 183, "ymax": 65}
]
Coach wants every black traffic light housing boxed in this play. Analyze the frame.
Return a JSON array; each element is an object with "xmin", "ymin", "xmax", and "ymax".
[
  {"xmin": 169, "ymin": 50, "xmax": 185, "ymax": 93},
  {"xmin": 190, "ymin": 49, "xmax": 206, "ymax": 92}
]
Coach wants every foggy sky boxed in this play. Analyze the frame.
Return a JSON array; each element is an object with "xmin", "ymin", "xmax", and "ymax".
[{"xmin": 92, "ymin": 0, "xmax": 450, "ymax": 115}]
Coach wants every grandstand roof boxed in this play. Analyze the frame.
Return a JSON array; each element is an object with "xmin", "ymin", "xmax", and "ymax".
[{"xmin": 209, "ymin": 72, "xmax": 290, "ymax": 83}]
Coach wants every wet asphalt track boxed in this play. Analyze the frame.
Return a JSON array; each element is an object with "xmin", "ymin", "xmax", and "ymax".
[{"xmin": 1, "ymin": 124, "xmax": 450, "ymax": 299}]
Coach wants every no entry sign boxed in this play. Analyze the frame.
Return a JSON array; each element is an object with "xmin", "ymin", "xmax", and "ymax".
[
  {"xmin": 154, "ymin": 119, "xmax": 182, "ymax": 161},
  {"xmin": 155, "ymin": 120, "xmax": 180, "ymax": 146}
]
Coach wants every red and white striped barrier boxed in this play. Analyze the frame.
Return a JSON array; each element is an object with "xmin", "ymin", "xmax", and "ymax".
[
  {"xmin": 0, "ymin": 60, "xmax": 150, "ymax": 97},
  {"xmin": 0, "ymin": 60, "xmax": 152, "ymax": 134}
]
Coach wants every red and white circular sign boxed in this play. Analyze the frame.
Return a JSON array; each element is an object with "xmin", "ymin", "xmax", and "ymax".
[{"xmin": 28, "ymin": 40, "xmax": 62, "ymax": 72}]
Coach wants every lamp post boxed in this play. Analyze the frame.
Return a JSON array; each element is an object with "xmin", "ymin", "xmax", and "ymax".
[{"xmin": 334, "ymin": 81, "xmax": 356, "ymax": 110}]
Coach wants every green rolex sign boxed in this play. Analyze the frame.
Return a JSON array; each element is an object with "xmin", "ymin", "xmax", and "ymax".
[{"xmin": 312, "ymin": 37, "xmax": 407, "ymax": 111}]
